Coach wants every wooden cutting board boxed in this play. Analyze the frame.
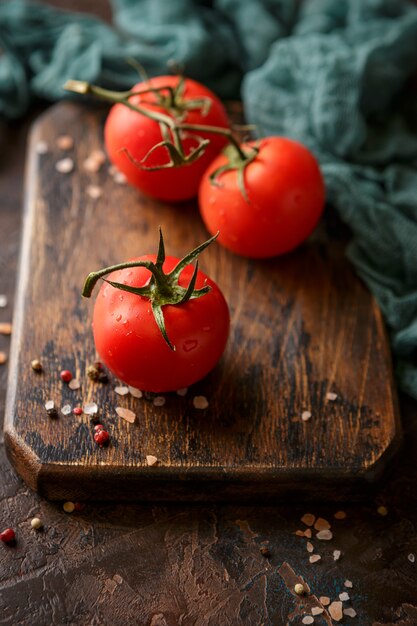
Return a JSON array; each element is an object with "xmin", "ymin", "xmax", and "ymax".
[{"xmin": 4, "ymin": 102, "xmax": 401, "ymax": 501}]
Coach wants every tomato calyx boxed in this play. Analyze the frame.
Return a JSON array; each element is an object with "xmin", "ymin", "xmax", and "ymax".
[
  {"xmin": 209, "ymin": 143, "xmax": 260, "ymax": 202},
  {"xmin": 82, "ymin": 230, "xmax": 218, "ymax": 351}
]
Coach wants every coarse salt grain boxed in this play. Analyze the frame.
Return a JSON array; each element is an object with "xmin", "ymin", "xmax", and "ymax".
[
  {"xmin": 301, "ymin": 411, "xmax": 311, "ymax": 421},
  {"xmin": 55, "ymin": 157, "xmax": 74, "ymax": 174},
  {"xmin": 68, "ymin": 379, "xmax": 80, "ymax": 390},
  {"xmin": 86, "ymin": 185, "xmax": 102, "ymax": 199},
  {"xmin": 116, "ymin": 407, "xmax": 136, "ymax": 424},
  {"xmin": 0, "ymin": 295, "xmax": 7, "ymax": 307},
  {"xmin": 0, "ymin": 322, "xmax": 12, "ymax": 335},
  {"xmin": 301, "ymin": 513, "xmax": 315, "ymax": 527},
  {"xmin": 83, "ymin": 402, "xmax": 98, "ymax": 415},
  {"xmin": 296, "ymin": 530, "xmax": 306, "ymax": 537},
  {"xmin": 328, "ymin": 601, "xmax": 343, "ymax": 622},
  {"xmin": 326, "ymin": 392, "xmax": 338, "ymax": 401},
  {"xmin": 302, "ymin": 617, "xmax": 314, "ymax": 625},
  {"xmin": 306, "ymin": 542, "xmax": 314, "ymax": 553},
  {"xmin": 334, "ymin": 511, "xmax": 347, "ymax": 519},
  {"xmin": 193, "ymin": 395, "xmax": 209, "ymax": 409},
  {"xmin": 152, "ymin": 396, "xmax": 165, "ymax": 407},
  {"xmin": 344, "ymin": 580, "xmax": 353, "ymax": 588},
  {"xmin": 146, "ymin": 455, "xmax": 158, "ymax": 466},
  {"xmin": 115, "ymin": 386, "xmax": 129, "ymax": 396},
  {"xmin": 309, "ymin": 554, "xmax": 321, "ymax": 563},
  {"xmin": 114, "ymin": 171, "xmax": 127, "ymax": 184},
  {"xmin": 304, "ymin": 528, "xmax": 312, "ymax": 538},
  {"xmin": 0, "ymin": 352, "xmax": 7, "ymax": 364},
  {"xmin": 408, "ymin": 553, "xmax": 415, "ymax": 563},
  {"xmin": 45, "ymin": 400, "xmax": 55, "ymax": 411},
  {"xmin": 311, "ymin": 607, "xmax": 324, "ymax": 616},
  {"xmin": 316, "ymin": 529, "xmax": 333, "ymax": 541},
  {"xmin": 61, "ymin": 404, "xmax": 72, "ymax": 415},
  {"xmin": 319, "ymin": 597, "xmax": 330, "ymax": 606},
  {"xmin": 35, "ymin": 141, "xmax": 49, "ymax": 154},
  {"xmin": 314, "ymin": 518, "xmax": 331, "ymax": 531},
  {"xmin": 56, "ymin": 135, "xmax": 74, "ymax": 150},
  {"xmin": 128, "ymin": 386, "xmax": 143, "ymax": 398},
  {"xmin": 339, "ymin": 592, "xmax": 350, "ymax": 602},
  {"xmin": 333, "ymin": 549, "xmax": 341, "ymax": 560},
  {"xmin": 176, "ymin": 387, "xmax": 188, "ymax": 396},
  {"xmin": 343, "ymin": 608, "xmax": 357, "ymax": 618},
  {"xmin": 63, "ymin": 501, "xmax": 75, "ymax": 513}
]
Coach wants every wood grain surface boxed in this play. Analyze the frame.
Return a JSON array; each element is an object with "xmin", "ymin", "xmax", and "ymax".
[{"xmin": 3, "ymin": 102, "xmax": 401, "ymax": 501}]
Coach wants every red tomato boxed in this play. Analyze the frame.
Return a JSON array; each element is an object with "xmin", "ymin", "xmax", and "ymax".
[
  {"xmin": 199, "ymin": 137, "xmax": 325, "ymax": 258},
  {"xmin": 92, "ymin": 256, "xmax": 230, "ymax": 392},
  {"xmin": 104, "ymin": 76, "xmax": 230, "ymax": 202}
]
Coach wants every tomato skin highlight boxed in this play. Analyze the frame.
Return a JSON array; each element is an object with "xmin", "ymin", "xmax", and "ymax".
[
  {"xmin": 104, "ymin": 76, "xmax": 230, "ymax": 202},
  {"xmin": 92, "ymin": 255, "xmax": 230, "ymax": 392},
  {"xmin": 199, "ymin": 137, "xmax": 325, "ymax": 258}
]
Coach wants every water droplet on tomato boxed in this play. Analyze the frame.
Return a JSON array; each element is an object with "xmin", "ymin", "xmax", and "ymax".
[
  {"xmin": 119, "ymin": 295, "xmax": 124, "ymax": 302},
  {"xmin": 108, "ymin": 349, "xmax": 113, "ymax": 357},
  {"xmin": 115, "ymin": 314, "xmax": 122, "ymax": 322},
  {"xmin": 182, "ymin": 339, "xmax": 198, "ymax": 352},
  {"xmin": 122, "ymin": 319, "xmax": 128, "ymax": 326}
]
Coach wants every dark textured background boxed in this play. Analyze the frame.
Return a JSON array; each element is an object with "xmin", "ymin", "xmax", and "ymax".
[{"xmin": 1, "ymin": 2, "xmax": 417, "ymax": 624}]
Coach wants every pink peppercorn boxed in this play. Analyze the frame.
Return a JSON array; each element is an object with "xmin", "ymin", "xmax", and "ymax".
[
  {"xmin": 60, "ymin": 370, "xmax": 72, "ymax": 383},
  {"xmin": 72, "ymin": 407, "xmax": 83, "ymax": 416},
  {"xmin": 0, "ymin": 528, "xmax": 16, "ymax": 543},
  {"xmin": 94, "ymin": 429, "xmax": 109, "ymax": 447}
]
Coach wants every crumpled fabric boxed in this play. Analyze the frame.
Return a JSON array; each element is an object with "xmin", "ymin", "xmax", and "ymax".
[{"xmin": 1, "ymin": 0, "xmax": 417, "ymax": 397}]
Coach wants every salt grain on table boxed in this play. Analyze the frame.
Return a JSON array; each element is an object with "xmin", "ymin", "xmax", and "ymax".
[
  {"xmin": 314, "ymin": 517, "xmax": 331, "ymax": 531},
  {"xmin": 115, "ymin": 386, "xmax": 129, "ymax": 396},
  {"xmin": 146, "ymin": 455, "xmax": 158, "ymax": 466},
  {"xmin": 0, "ymin": 322, "xmax": 12, "ymax": 335},
  {"xmin": 0, "ymin": 295, "xmax": 7, "ymax": 307},
  {"xmin": 68, "ymin": 379, "xmax": 80, "ymax": 390},
  {"xmin": 339, "ymin": 592, "xmax": 350, "ymax": 602},
  {"xmin": 328, "ymin": 601, "xmax": 343, "ymax": 622},
  {"xmin": 333, "ymin": 549, "xmax": 341, "ymax": 560},
  {"xmin": 343, "ymin": 608, "xmax": 357, "ymax": 618},
  {"xmin": 301, "ymin": 410, "xmax": 311, "ymax": 421},
  {"xmin": 35, "ymin": 141, "xmax": 49, "ymax": 154},
  {"xmin": 153, "ymin": 396, "xmax": 166, "ymax": 407},
  {"xmin": 114, "ymin": 171, "xmax": 127, "ymax": 184},
  {"xmin": 128, "ymin": 386, "xmax": 143, "ymax": 398},
  {"xmin": 84, "ymin": 402, "xmax": 98, "ymax": 415},
  {"xmin": 408, "ymin": 553, "xmax": 415, "ymax": 563},
  {"xmin": 316, "ymin": 529, "xmax": 333, "ymax": 540},
  {"xmin": 176, "ymin": 387, "xmax": 188, "ymax": 396},
  {"xmin": 56, "ymin": 135, "xmax": 74, "ymax": 150},
  {"xmin": 116, "ymin": 407, "xmax": 136, "ymax": 423},
  {"xmin": 319, "ymin": 597, "xmax": 330, "ymax": 606},
  {"xmin": 55, "ymin": 158, "xmax": 74, "ymax": 174},
  {"xmin": 302, "ymin": 617, "xmax": 314, "ymax": 625},
  {"xmin": 309, "ymin": 554, "xmax": 321, "ymax": 563},
  {"xmin": 311, "ymin": 607, "xmax": 324, "ymax": 616},
  {"xmin": 326, "ymin": 392, "xmax": 338, "ymax": 401},
  {"xmin": 344, "ymin": 580, "xmax": 353, "ymax": 588},
  {"xmin": 301, "ymin": 513, "xmax": 315, "ymax": 527},
  {"xmin": 306, "ymin": 541, "xmax": 314, "ymax": 553},
  {"xmin": 45, "ymin": 400, "xmax": 55, "ymax": 411},
  {"xmin": 86, "ymin": 185, "xmax": 102, "ymax": 199},
  {"xmin": 304, "ymin": 528, "xmax": 312, "ymax": 538},
  {"xmin": 61, "ymin": 405, "xmax": 72, "ymax": 415},
  {"xmin": 334, "ymin": 511, "xmax": 347, "ymax": 519},
  {"xmin": 193, "ymin": 396, "xmax": 209, "ymax": 409},
  {"xmin": 0, "ymin": 352, "xmax": 7, "ymax": 364}
]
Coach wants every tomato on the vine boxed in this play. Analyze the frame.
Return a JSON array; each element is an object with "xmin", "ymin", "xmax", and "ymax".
[
  {"xmin": 103, "ymin": 75, "xmax": 230, "ymax": 202},
  {"xmin": 199, "ymin": 137, "xmax": 325, "ymax": 258},
  {"xmin": 83, "ymin": 232, "xmax": 230, "ymax": 393}
]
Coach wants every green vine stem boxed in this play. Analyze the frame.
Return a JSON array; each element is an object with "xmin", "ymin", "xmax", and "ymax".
[{"xmin": 82, "ymin": 230, "xmax": 218, "ymax": 350}]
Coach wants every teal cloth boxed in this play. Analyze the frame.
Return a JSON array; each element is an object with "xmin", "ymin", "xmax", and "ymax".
[{"xmin": 1, "ymin": 0, "xmax": 417, "ymax": 397}]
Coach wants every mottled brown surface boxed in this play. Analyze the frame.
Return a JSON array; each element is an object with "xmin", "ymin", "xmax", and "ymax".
[{"xmin": 4, "ymin": 102, "xmax": 400, "ymax": 501}]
